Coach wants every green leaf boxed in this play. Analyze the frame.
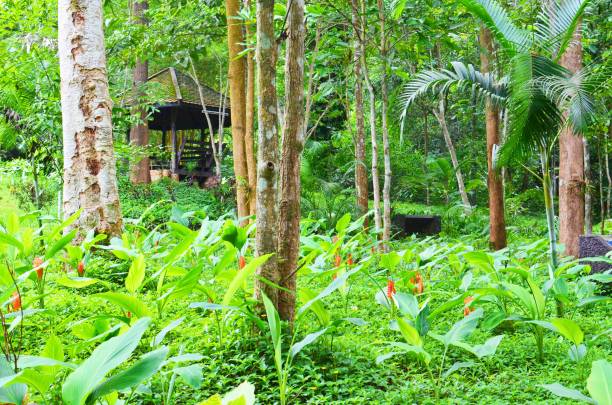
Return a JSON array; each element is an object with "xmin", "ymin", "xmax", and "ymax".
[
  {"xmin": 126, "ymin": 254, "xmax": 146, "ymax": 293},
  {"xmin": 441, "ymin": 308, "xmax": 483, "ymax": 347},
  {"xmin": 541, "ymin": 383, "xmax": 595, "ymax": 403},
  {"xmin": 334, "ymin": 213, "xmax": 351, "ymax": 233},
  {"xmin": 45, "ymin": 230, "xmax": 77, "ymax": 260},
  {"xmin": 298, "ymin": 265, "xmax": 362, "ymax": 315},
  {"xmin": 298, "ymin": 288, "xmax": 330, "ymax": 326},
  {"xmin": 174, "ymin": 364, "xmax": 203, "ymax": 389},
  {"xmin": 290, "ymin": 328, "xmax": 328, "ymax": 358},
  {"xmin": 443, "ymin": 361, "xmax": 475, "ymax": 378},
  {"xmin": 397, "ymin": 317, "xmax": 422, "ymax": 347},
  {"xmin": 62, "ymin": 318, "xmax": 151, "ymax": 405},
  {"xmin": 152, "ymin": 317, "xmax": 185, "ymax": 347},
  {"xmin": 94, "ymin": 292, "xmax": 153, "ymax": 318},
  {"xmin": 550, "ymin": 318, "xmax": 584, "ymax": 346},
  {"xmin": 587, "ymin": 360, "xmax": 612, "ymax": 405},
  {"xmin": 222, "ymin": 254, "xmax": 271, "ymax": 311},
  {"xmin": 0, "ymin": 231, "xmax": 24, "ymax": 252},
  {"xmin": 89, "ymin": 346, "xmax": 169, "ymax": 401},
  {"xmin": 56, "ymin": 277, "xmax": 100, "ymax": 289},
  {"xmin": 222, "ymin": 381, "xmax": 256, "ymax": 405}
]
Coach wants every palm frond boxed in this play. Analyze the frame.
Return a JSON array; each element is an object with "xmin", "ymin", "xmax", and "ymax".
[
  {"xmin": 498, "ymin": 54, "xmax": 566, "ymax": 166},
  {"xmin": 534, "ymin": 0, "xmax": 591, "ymax": 61},
  {"xmin": 459, "ymin": 0, "xmax": 532, "ymax": 54},
  {"xmin": 399, "ymin": 61, "xmax": 507, "ymax": 144}
]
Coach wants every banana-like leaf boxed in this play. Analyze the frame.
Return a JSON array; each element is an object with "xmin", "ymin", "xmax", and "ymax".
[{"xmin": 587, "ymin": 360, "xmax": 612, "ymax": 405}]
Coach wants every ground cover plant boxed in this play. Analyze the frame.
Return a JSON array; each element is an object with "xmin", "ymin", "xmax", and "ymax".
[{"xmin": 0, "ymin": 0, "xmax": 611, "ymax": 403}]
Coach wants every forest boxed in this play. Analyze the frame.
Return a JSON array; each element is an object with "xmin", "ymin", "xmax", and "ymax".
[{"xmin": 0, "ymin": 0, "xmax": 610, "ymax": 403}]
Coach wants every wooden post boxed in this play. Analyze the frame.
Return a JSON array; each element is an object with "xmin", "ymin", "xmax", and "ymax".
[{"xmin": 171, "ymin": 109, "xmax": 178, "ymax": 179}]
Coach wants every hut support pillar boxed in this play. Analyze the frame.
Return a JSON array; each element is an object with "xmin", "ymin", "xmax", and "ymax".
[{"xmin": 171, "ymin": 109, "xmax": 179, "ymax": 180}]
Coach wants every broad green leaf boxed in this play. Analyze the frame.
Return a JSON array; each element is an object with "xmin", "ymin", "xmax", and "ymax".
[
  {"xmin": 0, "ymin": 231, "xmax": 23, "ymax": 252},
  {"xmin": 199, "ymin": 394, "xmax": 222, "ymax": 405},
  {"xmin": 299, "ymin": 265, "xmax": 362, "ymax": 315},
  {"xmin": 298, "ymin": 288, "xmax": 330, "ymax": 326},
  {"xmin": 152, "ymin": 317, "xmax": 185, "ymax": 347},
  {"xmin": 223, "ymin": 381, "xmax": 256, "ymax": 405},
  {"xmin": 173, "ymin": 364, "xmax": 203, "ymax": 389},
  {"xmin": 541, "ymin": 383, "xmax": 595, "ymax": 403},
  {"xmin": 56, "ymin": 277, "xmax": 100, "ymax": 289},
  {"xmin": 397, "ymin": 317, "xmax": 422, "ymax": 347},
  {"xmin": 222, "ymin": 254, "xmax": 271, "ymax": 311},
  {"xmin": 441, "ymin": 308, "xmax": 483, "ymax": 347},
  {"xmin": 290, "ymin": 328, "xmax": 328, "ymax": 358},
  {"xmin": 335, "ymin": 213, "xmax": 351, "ymax": 233},
  {"xmin": 0, "ymin": 358, "xmax": 26, "ymax": 404},
  {"xmin": 550, "ymin": 318, "xmax": 584, "ymax": 345},
  {"xmin": 587, "ymin": 360, "xmax": 612, "ymax": 405},
  {"xmin": 18, "ymin": 356, "xmax": 75, "ymax": 369},
  {"xmin": 89, "ymin": 346, "xmax": 169, "ymax": 401},
  {"xmin": 61, "ymin": 318, "xmax": 151, "ymax": 405},
  {"xmin": 394, "ymin": 292, "xmax": 419, "ymax": 318},
  {"xmin": 126, "ymin": 254, "xmax": 146, "ymax": 293},
  {"xmin": 94, "ymin": 292, "xmax": 153, "ymax": 318},
  {"xmin": 45, "ymin": 230, "xmax": 77, "ymax": 260}
]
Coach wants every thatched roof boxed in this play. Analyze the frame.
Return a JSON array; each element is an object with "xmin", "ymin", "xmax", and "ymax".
[{"xmin": 148, "ymin": 67, "xmax": 227, "ymax": 108}]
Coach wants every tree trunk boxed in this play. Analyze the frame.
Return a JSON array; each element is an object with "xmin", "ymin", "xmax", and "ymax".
[
  {"xmin": 352, "ymin": 0, "xmax": 368, "ymax": 222},
  {"xmin": 277, "ymin": 0, "xmax": 305, "ymax": 323},
  {"xmin": 225, "ymin": 0, "xmax": 250, "ymax": 223},
  {"xmin": 599, "ymin": 134, "xmax": 605, "ymax": 234},
  {"xmin": 479, "ymin": 28, "xmax": 507, "ymax": 250},
  {"xmin": 129, "ymin": 0, "xmax": 150, "ymax": 184},
  {"xmin": 253, "ymin": 0, "xmax": 279, "ymax": 307},
  {"xmin": 584, "ymin": 137, "xmax": 592, "ymax": 235},
  {"xmin": 558, "ymin": 25, "xmax": 585, "ymax": 257},
  {"xmin": 245, "ymin": 0, "xmax": 257, "ymax": 216},
  {"xmin": 424, "ymin": 111, "xmax": 430, "ymax": 205},
  {"xmin": 378, "ymin": 0, "xmax": 392, "ymax": 249},
  {"xmin": 432, "ymin": 99, "xmax": 471, "ymax": 214},
  {"xmin": 58, "ymin": 0, "xmax": 122, "ymax": 239},
  {"xmin": 359, "ymin": 0, "xmax": 382, "ymax": 235}
]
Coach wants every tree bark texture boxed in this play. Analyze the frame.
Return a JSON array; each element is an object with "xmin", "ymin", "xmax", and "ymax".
[
  {"xmin": 584, "ymin": 137, "xmax": 592, "ymax": 234},
  {"xmin": 558, "ymin": 25, "xmax": 584, "ymax": 257},
  {"xmin": 277, "ymin": 0, "xmax": 305, "ymax": 322},
  {"xmin": 225, "ymin": 0, "xmax": 250, "ymax": 223},
  {"xmin": 378, "ymin": 0, "xmax": 392, "ymax": 249},
  {"xmin": 253, "ymin": 0, "xmax": 279, "ymax": 307},
  {"xmin": 245, "ymin": 0, "xmax": 257, "ymax": 216},
  {"xmin": 58, "ymin": 0, "xmax": 122, "ymax": 239},
  {"xmin": 433, "ymin": 99, "xmax": 471, "ymax": 214},
  {"xmin": 129, "ymin": 0, "xmax": 150, "ymax": 184},
  {"xmin": 351, "ymin": 0, "xmax": 368, "ymax": 221},
  {"xmin": 479, "ymin": 28, "xmax": 507, "ymax": 250}
]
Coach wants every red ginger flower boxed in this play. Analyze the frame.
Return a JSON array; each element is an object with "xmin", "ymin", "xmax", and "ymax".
[
  {"xmin": 386, "ymin": 279, "xmax": 396, "ymax": 299},
  {"xmin": 347, "ymin": 254, "xmax": 354, "ymax": 266},
  {"xmin": 77, "ymin": 261, "xmax": 85, "ymax": 277},
  {"xmin": 334, "ymin": 254, "xmax": 342, "ymax": 268},
  {"xmin": 332, "ymin": 273, "xmax": 337, "ymax": 281},
  {"xmin": 464, "ymin": 296, "xmax": 475, "ymax": 317},
  {"xmin": 239, "ymin": 256, "xmax": 246, "ymax": 270},
  {"xmin": 33, "ymin": 257, "xmax": 43, "ymax": 280},
  {"xmin": 410, "ymin": 272, "xmax": 424, "ymax": 294},
  {"xmin": 9, "ymin": 291, "xmax": 21, "ymax": 312}
]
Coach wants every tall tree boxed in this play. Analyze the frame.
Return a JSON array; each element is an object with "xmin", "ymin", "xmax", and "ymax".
[
  {"xmin": 58, "ymin": 0, "xmax": 122, "ymax": 238},
  {"xmin": 559, "ymin": 24, "xmax": 585, "ymax": 257},
  {"xmin": 253, "ymin": 0, "xmax": 279, "ymax": 306},
  {"xmin": 277, "ymin": 0, "xmax": 306, "ymax": 322},
  {"xmin": 129, "ymin": 0, "xmax": 151, "ymax": 184},
  {"xmin": 479, "ymin": 27, "xmax": 507, "ymax": 250},
  {"xmin": 378, "ymin": 0, "xmax": 392, "ymax": 248},
  {"xmin": 352, "ymin": 0, "xmax": 369, "ymax": 222},
  {"xmin": 225, "ymin": 0, "xmax": 250, "ymax": 223},
  {"xmin": 245, "ymin": 0, "xmax": 257, "ymax": 216}
]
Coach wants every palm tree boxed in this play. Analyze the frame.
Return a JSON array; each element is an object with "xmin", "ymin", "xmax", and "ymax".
[{"xmin": 400, "ymin": 0, "xmax": 604, "ymax": 276}]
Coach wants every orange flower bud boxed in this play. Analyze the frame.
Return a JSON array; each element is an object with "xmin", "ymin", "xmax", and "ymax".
[
  {"xmin": 386, "ymin": 279, "xmax": 396, "ymax": 299},
  {"xmin": 33, "ymin": 257, "xmax": 43, "ymax": 280},
  {"xmin": 77, "ymin": 261, "xmax": 85, "ymax": 277},
  {"xmin": 239, "ymin": 256, "xmax": 246, "ymax": 270},
  {"xmin": 347, "ymin": 254, "xmax": 354, "ymax": 266},
  {"xmin": 334, "ymin": 254, "xmax": 342, "ymax": 268}
]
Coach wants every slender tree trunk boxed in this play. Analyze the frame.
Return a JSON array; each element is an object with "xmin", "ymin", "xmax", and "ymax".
[
  {"xmin": 599, "ymin": 134, "xmax": 605, "ymax": 234},
  {"xmin": 606, "ymin": 126, "xmax": 611, "ymax": 224},
  {"xmin": 479, "ymin": 27, "xmax": 506, "ymax": 250},
  {"xmin": 424, "ymin": 111, "xmax": 430, "ymax": 205},
  {"xmin": 559, "ymin": 24, "xmax": 585, "ymax": 257},
  {"xmin": 432, "ymin": 99, "xmax": 471, "ymax": 214},
  {"xmin": 129, "ymin": 0, "xmax": 150, "ymax": 184},
  {"xmin": 584, "ymin": 137, "xmax": 592, "ymax": 234},
  {"xmin": 253, "ymin": 0, "xmax": 279, "ymax": 307},
  {"xmin": 277, "ymin": 0, "xmax": 305, "ymax": 323},
  {"xmin": 378, "ymin": 0, "xmax": 392, "ymax": 249},
  {"xmin": 359, "ymin": 0, "xmax": 382, "ymax": 235},
  {"xmin": 58, "ymin": 0, "xmax": 122, "ymax": 239},
  {"xmin": 352, "ymin": 0, "xmax": 368, "ymax": 222},
  {"xmin": 225, "ymin": 0, "xmax": 250, "ymax": 223},
  {"xmin": 245, "ymin": 0, "xmax": 257, "ymax": 216}
]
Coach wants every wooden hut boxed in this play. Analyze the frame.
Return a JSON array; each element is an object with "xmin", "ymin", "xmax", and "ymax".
[{"xmin": 143, "ymin": 67, "xmax": 230, "ymax": 182}]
